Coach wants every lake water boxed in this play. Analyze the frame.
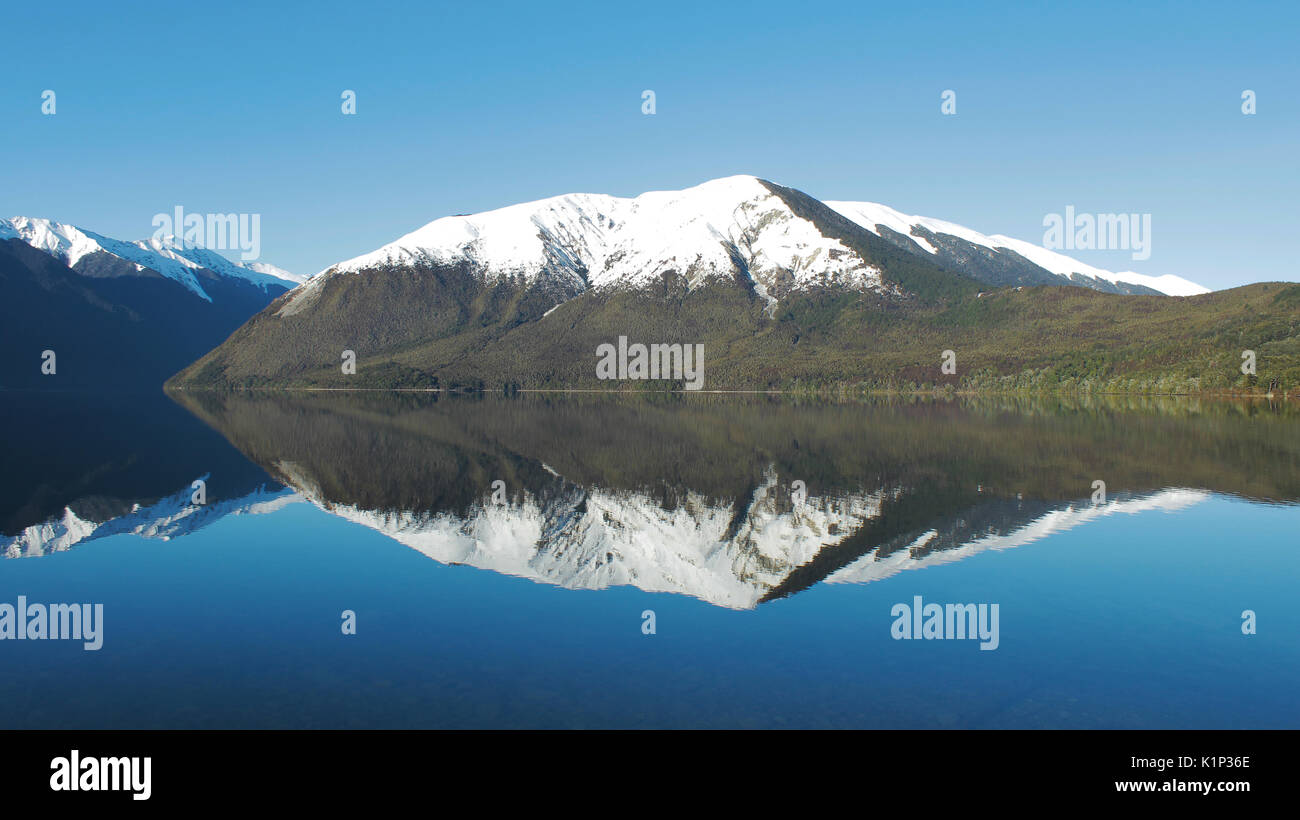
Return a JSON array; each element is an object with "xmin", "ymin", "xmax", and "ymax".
[{"xmin": 2, "ymin": 389, "xmax": 1298, "ymax": 728}]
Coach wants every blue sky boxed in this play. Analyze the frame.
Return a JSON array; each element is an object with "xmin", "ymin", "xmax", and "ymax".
[{"xmin": 2, "ymin": 0, "xmax": 1296, "ymax": 289}]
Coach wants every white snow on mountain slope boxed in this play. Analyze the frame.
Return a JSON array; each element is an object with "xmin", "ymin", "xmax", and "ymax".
[
  {"xmin": 980, "ymin": 233, "xmax": 1209, "ymax": 296},
  {"xmin": 237, "ymin": 260, "xmax": 307, "ymax": 285},
  {"xmin": 1, "ymin": 216, "xmax": 105, "ymax": 265},
  {"xmin": 296, "ymin": 177, "xmax": 1208, "ymax": 310},
  {"xmin": 2, "ymin": 480, "xmax": 302, "ymax": 558},
  {"xmin": 825, "ymin": 488, "xmax": 1208, "ymax": 586},
  {"xmin": 295, "ymin": 176, "xmax": 884, "ymax": 313},
  {"xmin": 0, "ymin": 216, "xmax": 302, "ymax": 300},
  {"xmin": 582, "ymin": 176, "xmax": 881, "ymax": 299},
  {"xmin": 826, "ymin": 200, "xmax": 1210, "ymax": 296}
]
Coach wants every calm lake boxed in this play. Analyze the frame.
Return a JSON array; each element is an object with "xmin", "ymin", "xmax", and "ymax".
[{"xmin": 2, "ymin": 389, "xmax": 1298, "ymax": 728}]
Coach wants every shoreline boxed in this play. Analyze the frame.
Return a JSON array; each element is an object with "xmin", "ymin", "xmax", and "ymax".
[{"xmin": 155, "ymin": 385, "xmax": 1297, "ymax": 400}]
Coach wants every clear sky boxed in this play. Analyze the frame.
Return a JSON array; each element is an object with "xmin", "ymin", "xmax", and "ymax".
[{"xmin": 2, "ymin": 0, "xmax": 1295, "ymax": 289}]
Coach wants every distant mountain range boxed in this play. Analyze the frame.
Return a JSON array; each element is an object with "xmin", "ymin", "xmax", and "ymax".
[
  {"xmin": 1, "ymin": 217, "xmax": 300, "ymax": 388},
  {"xmin": 170, "ymin": 177, "xmax": 1297, "ymax": 393}
]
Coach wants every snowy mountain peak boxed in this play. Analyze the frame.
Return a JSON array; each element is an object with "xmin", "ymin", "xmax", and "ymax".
[
  {"xmin": 305, "ymin": 175, "xmax": 884, "ymax": 311},
  {"xmin": 1, "ymin": 216, "xmax": 108, "ymax": 268},
  {"xmin": 1, "ymin": 216, "xmax": 303, "ymax": 301},
  {"xmin": 302, "ymin": 178, "xmax": 1208, "ymax": 304}
]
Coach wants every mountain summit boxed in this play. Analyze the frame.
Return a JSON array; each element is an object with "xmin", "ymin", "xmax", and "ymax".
[
  {"xmin": 294, "ymin": 176, "xmax": 891, "ymax": 312},
  {"xmin": 168, "ymin": 177, "xmax": 1294, "ymax": 393},
  {"xmin": 290, "ymin": 175, "xmax": 1202, "ymax": 310}
]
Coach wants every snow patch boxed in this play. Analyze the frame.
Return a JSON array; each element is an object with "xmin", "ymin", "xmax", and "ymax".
[
  {"xmin": 1, "ymin": 216, "xmax": 303, "ymax": 300},
  {"xmin": 826, "ymin": 201, "xmax": 1210, "ymax": 296}
]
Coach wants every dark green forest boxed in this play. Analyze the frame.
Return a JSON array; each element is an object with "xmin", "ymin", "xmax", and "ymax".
[{"xmin": 169, "ymin": 272, "xmax": 1300, "ymax": 396}]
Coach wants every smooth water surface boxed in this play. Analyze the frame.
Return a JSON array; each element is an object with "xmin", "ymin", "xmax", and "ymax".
[{"xmin": 2, "ymin": 390, "xmax": 1297, "ymax": 728}]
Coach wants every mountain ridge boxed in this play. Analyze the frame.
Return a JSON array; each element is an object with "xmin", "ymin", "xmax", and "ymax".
[
  {"xmin": 0, "ymin": 219, "xmax": 301, "ymax": 388},
  {"xmin": 168, "ymin": 177, "xmax": 1297, "ymax": 394},
  {"xmin": 301, "ymin": 174, "xmax": 1205, "ymax": 298},
  {"xmin": 0, "ymin": 215, "xmax": 303, "ymax": 299}
]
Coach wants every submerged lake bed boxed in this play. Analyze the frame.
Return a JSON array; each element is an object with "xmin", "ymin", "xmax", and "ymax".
[{"xmin": 2, "ymin": 390, "xmax": 1298, "ymax": 728}]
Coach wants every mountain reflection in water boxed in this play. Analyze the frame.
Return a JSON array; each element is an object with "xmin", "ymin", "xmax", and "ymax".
[{"xmin": 23, "ymin": 392, "xmax": 1267, "ymax": 608}]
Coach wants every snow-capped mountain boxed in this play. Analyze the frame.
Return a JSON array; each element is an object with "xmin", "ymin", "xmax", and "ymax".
[
  {"xmin": 825, "ymin": 200, "xmax": 1208, "ymax": 296},
  {"xmin": 286, "ymin": 176, "xmax": 891, "ymax": 315},
  {"xmin": 172, "ymin": 175, "xmax": 1252, "ymax": 390},
  {"xmin": 1, "ymin": 217, "xmax": 304, "ymax": 388},
  {"xmin": 0, "ymin": 216, "xmax": 303, "ymax": 301},
  {"xmin": 297, "ymin": 175, "xmax": 1203, "ymax": 303}
]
